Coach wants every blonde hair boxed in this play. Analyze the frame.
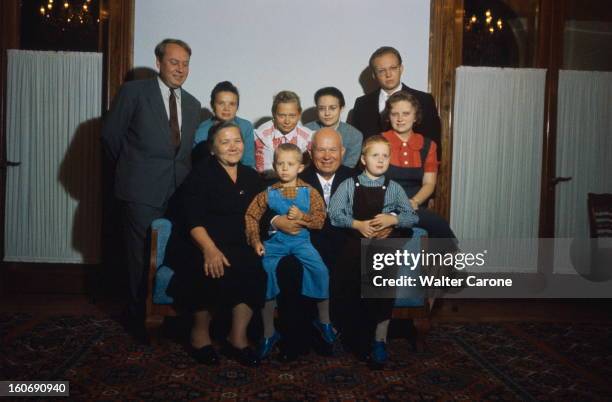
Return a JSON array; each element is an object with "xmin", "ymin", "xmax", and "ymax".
[
  {"xmin": 273, "ymin": 143, "xmax": 303, "ymax": 164},
  {"xmin": 361, "ymin": 135, "xmax": 391, "ymax": 156},
  {"xmin": 272, "ymin": 90, "xmax": 302, "ymax": 115}
]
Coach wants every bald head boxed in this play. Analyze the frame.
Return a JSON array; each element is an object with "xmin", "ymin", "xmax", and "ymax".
[
  {"xmin": 310, "ymin": 128, "xmax": 345, "ymax": 179},
  {"xmin": 313, "ymin": 127, "xmax": 342, "ymax": 148}
]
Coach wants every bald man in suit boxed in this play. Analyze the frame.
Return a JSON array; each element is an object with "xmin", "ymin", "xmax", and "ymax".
[{"xmin": 102, "ymin": 38, "xmax": 201, "ymax": 328}]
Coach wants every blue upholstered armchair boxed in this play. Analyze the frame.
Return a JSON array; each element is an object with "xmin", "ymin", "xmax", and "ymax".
[{"xmin": 146, "ymin": 219, "xmax": 431, "ymax": 349}]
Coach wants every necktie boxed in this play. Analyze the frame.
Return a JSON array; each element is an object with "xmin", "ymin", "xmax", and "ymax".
[
  {"xmin": 169, "ymin": 88, "xmax": 180, "ymax": 148},
  {"xmin": 323, "ymin": 182, "xmax": 332, "ymax": 206}
]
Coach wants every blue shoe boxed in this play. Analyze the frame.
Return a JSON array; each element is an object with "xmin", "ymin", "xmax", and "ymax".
[
  {"xmin": 312, "ymin": 320, "xmax": 337, "ymax": 344},
  {"xmin": 369, "ymin": 341, "xmax": 388, "ymax": 369},
  {"xmin": 258, "ymin": 331, "xmax": 281, "ymax": 359}
]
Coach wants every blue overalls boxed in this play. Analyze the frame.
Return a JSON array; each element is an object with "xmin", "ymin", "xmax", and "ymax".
[{"xmin": 263, "ymin": 186, "xmax": 329, "ymax": 300}]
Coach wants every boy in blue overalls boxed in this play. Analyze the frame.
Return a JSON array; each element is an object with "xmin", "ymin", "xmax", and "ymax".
[{"xmin": 245, "ymin": 143, "xmax": 337, "ymax": 359}]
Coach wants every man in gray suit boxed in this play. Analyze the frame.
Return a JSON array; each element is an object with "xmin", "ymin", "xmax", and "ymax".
[{"xmin": 102, "ymin": 38, "xmax": 201, "ymax": 326}]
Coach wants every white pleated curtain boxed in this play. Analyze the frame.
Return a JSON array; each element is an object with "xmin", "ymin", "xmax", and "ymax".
[
  {"xmin": 450, "ymin": 67, "xmax": 546, "ymax": 272},
  {"xmin": 555, "ymin": 70, "xmax": 612, "ymax": 238},
  {"xmin": 553, "ymin": 70, "xmax": 612, "ymax": 273},
  {"xmin": 4, "ymin": 50, "xmax": 102, "ymax": 263}
]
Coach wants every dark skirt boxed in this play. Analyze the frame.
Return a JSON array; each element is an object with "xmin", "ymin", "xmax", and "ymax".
[{"xmin": 166, "ymin": 232, "xmax": 266, "ymax": 313}]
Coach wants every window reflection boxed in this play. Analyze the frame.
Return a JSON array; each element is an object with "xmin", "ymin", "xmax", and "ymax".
[
  {"xmin": 463, "ymin": 0, "xmax": 539, "ymax": 67},
  {"xmin": 563, "ymin": 0, "xmax": 612, "ymax": 71}
]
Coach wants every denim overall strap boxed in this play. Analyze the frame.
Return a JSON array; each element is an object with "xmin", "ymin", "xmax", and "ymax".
[
  {"xmin": 294, "ymin": 186, "xmax": 311, "ymax": 214},
  {"xmin": 267, "ymin": 186, "xmax": 291, "ymax": 215}
]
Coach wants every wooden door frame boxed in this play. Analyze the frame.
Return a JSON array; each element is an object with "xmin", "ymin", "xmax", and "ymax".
[
  {"xmin": 536, "ymin": 0, "xmax": 565, "ymax": 239},
  {"xmin": 428, "ymin": 0, "xmax": 465, "ymax": 220}
]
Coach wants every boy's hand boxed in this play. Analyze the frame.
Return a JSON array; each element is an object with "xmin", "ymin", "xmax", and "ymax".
[
  {"xmin": 253, "ymin": 241, "xmax": 265, "ymax": 256},
  {"xmin": 370, "ymin": 213, "xmax": 398, "ymax": 231},
  {"xmin": 287, "ymin": 205, "xmax": 304, "ymax": 220},
  {"xmin": 353, "ymin": 219, "xmax": 375, "ymax": 238},
  {"xmin": 373, "ymin": 226, "xmax": 393, "ymax": 239}
]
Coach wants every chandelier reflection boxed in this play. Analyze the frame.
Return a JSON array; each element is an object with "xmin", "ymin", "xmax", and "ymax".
[
  {"xmin": 466, "ymin": 9, "xmax": 504, "ymax": 35},
  {"xmin": 38, "ymin": 0, "xmax": 99, "ymax": 28}
]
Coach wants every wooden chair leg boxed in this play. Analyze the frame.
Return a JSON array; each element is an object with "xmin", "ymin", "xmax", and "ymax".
[
  {"xmin": 413, "ymin": 317, "xmax": 431, "ymax": 352},
  {"xmin": 145, "ymin": 315, "xmax": 164, "ymax": 346}
]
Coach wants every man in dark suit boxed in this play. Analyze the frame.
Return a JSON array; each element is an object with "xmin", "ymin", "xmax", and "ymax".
[
  {"xmin": 351, "ymin": 46, "xmax": 441, "ymax": 155},
  {"xmin": 102, "ymin": 38, "xmax": 201, "ymax": 326},
  {"xmin": 273, "ymin": 128, "xmax": 354, "ymax": 359}
]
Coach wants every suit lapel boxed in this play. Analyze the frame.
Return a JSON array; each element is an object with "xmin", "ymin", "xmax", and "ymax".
[
  {"xmin": 147, "ymin": 78, "xmax": 171, "ymax": 139},
  {"xmin": 331, "ymin": 166, "xmax": 351, "ymax": 195},
  {"xmin": 302, "ymin": 168, "xmax": 324, "ymax": 198},
  {"xmin": 365, "ymin": 91, "xmax": 383, "ymax": 133}
]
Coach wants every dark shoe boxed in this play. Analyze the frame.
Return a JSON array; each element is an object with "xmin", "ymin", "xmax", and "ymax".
[
  {"xmin": 257, "ymin": 331, "xmax": 281, "ymax": 359},
  {"xmin": 368, "ymin": 341, "xmax": 388, "ymax": 370},
  {"xmin": 223, "ymin": 344, "xmax": 260, "ymax": 367},
  {"xmin": 191, "ymin": 345, "xmax": 219, "ymax": 366}
]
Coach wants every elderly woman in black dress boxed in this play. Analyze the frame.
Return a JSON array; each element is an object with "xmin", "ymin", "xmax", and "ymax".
[{"xmin": 164, "ymin": 121, "xmax": 266, "ymax": 367}]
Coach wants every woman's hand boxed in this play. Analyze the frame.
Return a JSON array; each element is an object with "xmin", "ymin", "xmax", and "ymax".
[
  {"xmin": 202, "ymin": 244, "xmax": 231, "ymax": 278},
  {"xmin": 253, "ymin": 241, "xmax": 265, "ymax": 256},
  {"xmin": 287, "ymin": 205, "xmax": 304, "ymax": 220},
  {"xmin": 273, "ymin": 215, "xmax": 303, "ymax": 235},
  {"xmin": 409, "ymin": 198, "xmax": 419, "ymax": 210},
  {"xmin": 370, "ymin": 213, "xmax": 398, "ymax": 231},
  {"xmin": 353, "ymin": 219, "xmax": 375, "ymax": 238}
]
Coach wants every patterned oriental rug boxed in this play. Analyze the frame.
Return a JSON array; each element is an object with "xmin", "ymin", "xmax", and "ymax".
[{"xmin": 1, "ymin": 314, "xmax": 611, "ymax": 401}]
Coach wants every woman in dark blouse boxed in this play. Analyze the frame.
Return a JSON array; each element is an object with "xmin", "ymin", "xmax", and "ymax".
[{"xmin": 165, "ymin": 121, "xmax": 266, "ymax": 367}]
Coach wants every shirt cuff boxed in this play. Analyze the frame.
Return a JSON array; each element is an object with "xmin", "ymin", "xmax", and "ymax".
[{"xmin": 269, "ymin": 215, "xmax": 280, "ymax": 235}]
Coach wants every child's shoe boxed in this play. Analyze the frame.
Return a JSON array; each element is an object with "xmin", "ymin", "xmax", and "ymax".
[
  {"xmin": 368, "ymin": 340, "xmax": 388, "ymax": 369},
  {"xmin": 257, "ymin": 331, "xmax": 281, "ymax": 359},
  {"xmin": 312, "ymin": 320, "xmax": 342, "ymax": 356}
]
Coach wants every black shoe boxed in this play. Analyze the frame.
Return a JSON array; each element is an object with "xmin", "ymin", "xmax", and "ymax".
[
  {"xmin": 191, "ymin": 345, "xmax": 220, "ymax": 366},
  {"xmin": 222, "ymin": 344, "xmax": 260, "ymax": 367}
]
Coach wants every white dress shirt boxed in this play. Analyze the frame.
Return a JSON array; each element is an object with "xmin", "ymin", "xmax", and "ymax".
[
  {"xmin": 378, "ymin": 83, "xmax": 403, "ymax": 113},
  {"xmin": 316, "ymin": 172, "xmax": 335, "ymax": 207}
]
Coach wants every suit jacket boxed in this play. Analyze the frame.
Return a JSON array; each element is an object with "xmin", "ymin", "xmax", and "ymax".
[
  {"xmin": 351, "ymin": 83, "xmax": 441, "ymax": 156},
  {"xmin": 102, "ymin": 78, "xmax": 201, "ymax": 208},
  {"xmin": 300, "ymin": 164, "xmax": 355, "ymax": 267}
]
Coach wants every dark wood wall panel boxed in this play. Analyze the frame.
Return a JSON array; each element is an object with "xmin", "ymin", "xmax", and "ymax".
[
  {"xmin": 428, "ymin": 0, "xmax": 464, "ymax": 220},
  {"xmin": 100, "ymin": 0, "xmax": 135, "ymax": 110}
]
